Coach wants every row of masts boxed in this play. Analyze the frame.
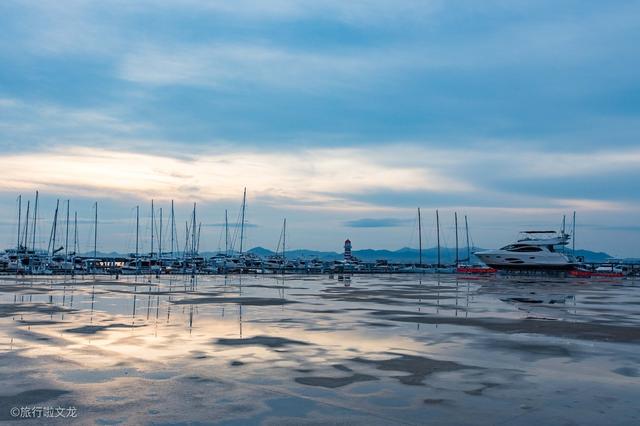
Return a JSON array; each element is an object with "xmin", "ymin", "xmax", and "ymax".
[
  {"xmin": 13, "ymin": 188, "xmax": 252, "ymax": 262},
  {"xmin": 14, "ymin": 192, "xmax": 469, "ymax": 267},
  {"xmin": 417, "ymin": 208, "xmax": 472, "ymax": 268},
  {"xmin": 16, "ymin": 192, "xmax": 83, "ymax": 258}
]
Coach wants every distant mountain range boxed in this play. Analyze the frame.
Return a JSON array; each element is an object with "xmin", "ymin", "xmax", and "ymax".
[
  {"xmin": 247, "ymin": 246, "xmax": 616, "ymax": 263},
  {"xmin": 82, "ymin": 247, "xmax": 617, "ymax": 263}
]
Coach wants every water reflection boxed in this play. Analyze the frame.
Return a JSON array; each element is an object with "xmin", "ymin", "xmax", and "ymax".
[{"xmin": 0, "ymin": 274, "xmax": 639, "ymax": 424}]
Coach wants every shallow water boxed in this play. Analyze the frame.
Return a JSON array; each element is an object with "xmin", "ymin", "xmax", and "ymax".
[{"xmin": 1, "ymin": 274, "xmax": 639, "ymax": 425}]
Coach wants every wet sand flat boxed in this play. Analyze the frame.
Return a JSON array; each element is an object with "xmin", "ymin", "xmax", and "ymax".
[{"xmin": 0, "ymin": 274, "xmax": 639, "ymax": 425}]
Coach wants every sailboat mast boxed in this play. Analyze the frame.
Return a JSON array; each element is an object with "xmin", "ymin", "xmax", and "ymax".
[
  {"xmin": 436, "ymin": 209, "xmax": 441, "ymax": 268},
  {"xmin": 192, "ymin": 203, "xmax": 197, "ymax": 258},
  {"xmin": 572, "ymin": 211, "xmax": 576, "ymax": 253},
  {"xmin": 53, "ymin": 199, "xmax": 59, "ymax": 251},
  {"xmin": 16, "ymin": 196, "xmax": 22, "ymax": 251},
  {"xmin": 16, "ymin": 195, "xmax": 21, "ymax": 251},
  {"xmin": 32, "ymin": 190, "xmax": 39, "ymax": 251},
  {"xmin": 49, "ymin": 199, "xmax": 59, "ymax": 256},
  {"xmin": 465, "ymin": 215, "xmax": 470, "ymax": 262},
  {"xmin": 93, "ymin": 202, "xmax": 98, "ymax": 259},
  {"xmin": 562, "ymin": 214, "xmax": 566, "ymax": 253},
  {"xmin": 159, "ymin": 207, "xmax": 163, "ymax": 258},
  {"xmin": 283, "ymin": 218, "xmax": 286, "ymax": 261},
  {"xmin": 170, "ymin": 200, "xmax": 175, "ymax": 257},
  {"xmin": 239, "ymin": 188, "xmax": 246, "ymax": 255},
  {"xmin": 65, "ymin": 200, "xmax": 70, "ymax": 259},
  {"xmin": 225, "ymin": 209, "xmax": 229, "ymax": 255},
  {"xmin": 454, "ymin": 212, "xmax": 459, "ymax": 266},
  {"xmin": 184, "ymin": 221, "xmax": 189, "ymax": 258},
  {"xmin": 197, "ymin": 222, "xmax": 201, "ymax": 253},
  {"xmin": 135, "ymin": 206, "xmax": 140, "ymax": 259},
  {"xmin": 23, "ymin": 201, "xmax": 30, "ymax": 249},
  {"xmin": 418, "ymin": 207, "xmax": 422, "ymax": 267},
  {"xmin": 151, "ymin": 199, "xmax": 154, "ymax": 258},
  {"xmin": 73, "ymin": 211, "xmax": 78, "ymax": 254}
]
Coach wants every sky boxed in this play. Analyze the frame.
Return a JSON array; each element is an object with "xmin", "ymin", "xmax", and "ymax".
[{"xmin": 0, "ymin": 0, "xmax": 639, "ymax": 257}]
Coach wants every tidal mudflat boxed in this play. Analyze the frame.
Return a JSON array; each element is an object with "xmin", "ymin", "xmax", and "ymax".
[{"xmin": 1, "ymin": 274, "xmax": 639, "ymax": 425}]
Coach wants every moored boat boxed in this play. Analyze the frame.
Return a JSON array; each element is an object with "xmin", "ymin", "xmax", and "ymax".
[{"xmin": 474, "ymin": 231, "xmax": 575, "ymax": 270}]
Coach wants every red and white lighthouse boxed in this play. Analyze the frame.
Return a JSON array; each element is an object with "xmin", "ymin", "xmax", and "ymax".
[{"xmin": 344, "ymin": 239, "xmax": 352, "ymax": 260}]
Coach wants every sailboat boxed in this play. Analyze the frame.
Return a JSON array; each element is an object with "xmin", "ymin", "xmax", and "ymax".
[{"xmin": 263, "ymin": 218, "xmax": 289, "ymax": 273}]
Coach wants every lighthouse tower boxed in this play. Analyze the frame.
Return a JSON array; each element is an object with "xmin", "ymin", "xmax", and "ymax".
[{"xmin": 344, "ymin": 239, "xmax": 352, "ymax": 261}]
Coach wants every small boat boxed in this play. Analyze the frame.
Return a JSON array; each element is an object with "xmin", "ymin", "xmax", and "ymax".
[
  {"xmin": 569, "ymin": 264, "xmax": 626, "ymax": 278},
  {"xmin": 456, "ymin": 265, "xmax": 497, "ymax": 274},
  {"xmin": 569, "ymin": 269, "xmax": 625, "ymax": 278}
]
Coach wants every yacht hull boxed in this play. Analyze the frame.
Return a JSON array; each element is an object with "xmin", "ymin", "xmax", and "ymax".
[
  {"xmin": 480, "ymin": 263, "xmax": 575, "ymax": 271},
  {"xmin": 475, "ymin": 251, "xmax": 574, "ymax": 271}
]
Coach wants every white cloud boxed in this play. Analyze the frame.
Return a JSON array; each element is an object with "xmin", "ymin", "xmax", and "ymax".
[
  {"xmin": 0, "ymin": 98, "xmax": 153, "ymax": 149},
  {"xmin": 117, "ymin": 42, "xmax": 397, "ymax": 91},
  {"xmin": 0, "ymin": 145, "xmax": 470, "ymax": 209},
  {"xmin": 2, "ymin": 140, "xmax": 637, "ymax": 215}
]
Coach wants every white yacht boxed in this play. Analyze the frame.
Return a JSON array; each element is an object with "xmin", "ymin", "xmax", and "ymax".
[{"xmin": 474, "ymin": 231, "xmax": 575, "ymax": 270}]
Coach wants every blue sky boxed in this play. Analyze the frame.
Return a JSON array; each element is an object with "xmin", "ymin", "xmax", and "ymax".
[{"xmin": 0, "ymin": 1, "xmax": 639, "ymax": 256}]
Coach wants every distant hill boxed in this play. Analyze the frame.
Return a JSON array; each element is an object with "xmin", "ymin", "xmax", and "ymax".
[
  {"xmin": 571, "ymin": 249, "xmax": 613, "ymax": 262},
  {"xmin": 79, "ymin": 247, "xmax": 614, "ymax": 263},
  {"xmin": 247, "ymin": 246, "xmax": 613, "ymax": 264}
]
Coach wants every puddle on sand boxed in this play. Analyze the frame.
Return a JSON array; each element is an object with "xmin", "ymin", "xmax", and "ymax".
[{"xmin": 0, "ymin": 274, "xmax": 639, "ymax": 424}]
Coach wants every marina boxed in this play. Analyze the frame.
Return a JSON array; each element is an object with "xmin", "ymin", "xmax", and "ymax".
[{"xmin": 2, "ymin": 192, "xmax": 638, "ymax": 278}]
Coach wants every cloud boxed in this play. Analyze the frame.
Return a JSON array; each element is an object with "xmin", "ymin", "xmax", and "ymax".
[
  {"xmin": 343, "ymin": 218, "xmax": 412, "ymax": 228},
  {"xmin": 117, "ymin": 42, "xmax": 416, "ymax": 92},
  {"xmin": 0, "ymin": 98, "xmax": 155, "ymax": 153},
  {"xmin": 3, "ymin": 141, "xmax": 637, "ymax": 221},
  {"xmin": 0, "ymin": 145, "xmax": 469, "ymax": 209}
]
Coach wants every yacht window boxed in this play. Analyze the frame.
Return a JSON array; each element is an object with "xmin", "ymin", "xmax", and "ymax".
[
  {"xmin": 511, "ymin": 246, "xmax": 542, "ymax": 252},
  {"xmin": 501, "ymin": 245, "xmax": 542, "ymax": 252}
]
